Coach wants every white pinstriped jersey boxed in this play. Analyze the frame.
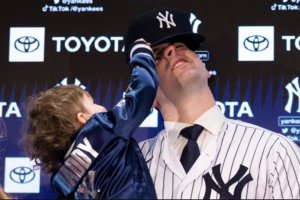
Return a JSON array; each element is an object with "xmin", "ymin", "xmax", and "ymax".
[{"xmin": 139, "ymin": 106, "xmax": 300, "ymax": 199}]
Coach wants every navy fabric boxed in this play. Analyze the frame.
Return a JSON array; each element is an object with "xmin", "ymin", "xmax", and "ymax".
[
  {"xmin": 125, "ymin": 7, "xmax": 206, "ymax": 63},
  {"xmin": 180, "ymin": 125, "xmax": 204, "ymax": 173},
  {"xmin": 51, "ymin": 54, "xmax": 158, "ymax": 199},
  {"xmin": 128, "ymin": 41, "xmax": 154, "ymax": 72},
  {"xmin": 129, "ymin": 41, "xmax": 154, "ymax": 57}
]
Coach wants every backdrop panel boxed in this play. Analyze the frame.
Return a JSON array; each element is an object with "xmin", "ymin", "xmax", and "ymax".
[{"xmin": 0, "ymin": 0, "xmax": 299, "ymax": 198}]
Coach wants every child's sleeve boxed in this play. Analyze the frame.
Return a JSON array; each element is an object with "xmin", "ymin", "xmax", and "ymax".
[{"xmin": 106, "ymin": 41, "xmax": 159, "ymax": 139}]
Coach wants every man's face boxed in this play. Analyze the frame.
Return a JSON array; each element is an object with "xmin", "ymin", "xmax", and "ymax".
[{"xmin": 152, "ymin": 42, "xmax": 209, "ymax": 104}]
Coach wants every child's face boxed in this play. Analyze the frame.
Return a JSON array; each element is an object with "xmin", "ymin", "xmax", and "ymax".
[{"xmin": 80, "ymin": 94, "xmax": 107, "ymax": 122}]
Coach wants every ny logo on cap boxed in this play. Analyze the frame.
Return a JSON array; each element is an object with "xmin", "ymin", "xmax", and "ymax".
[{"xmin": 156, "ymin": 11, "xmax": 176, "ymax": 29}]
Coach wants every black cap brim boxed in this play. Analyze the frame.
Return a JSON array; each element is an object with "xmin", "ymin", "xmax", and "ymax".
[{"xmin": 151, "ymin": 32, "xmax": 206, "ymax": 50}]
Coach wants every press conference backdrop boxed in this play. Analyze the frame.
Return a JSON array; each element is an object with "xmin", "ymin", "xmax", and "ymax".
[{"xmin": 0, "ymin": 0, "xmax": 299, "ymax": 198}]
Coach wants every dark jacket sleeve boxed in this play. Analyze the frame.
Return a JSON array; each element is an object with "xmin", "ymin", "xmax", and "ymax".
[{"xmin": 104, "ymin": 43, "xmax": 158, "ymax": 139}]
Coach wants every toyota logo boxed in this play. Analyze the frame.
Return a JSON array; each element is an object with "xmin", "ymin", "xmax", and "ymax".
[
  {"xmin": 10, "ymin": 167, "xmax": 35, "ymax": 184},
  {"xmin": 243, "ymin": 35, "xmax": 269, "ymax": 52},
  {"xmin": 14, "ymin": 36, "xmax": 40, "ymax": 53}
]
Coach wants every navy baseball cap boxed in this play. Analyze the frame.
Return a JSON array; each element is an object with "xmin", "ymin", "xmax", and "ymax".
[{"xmin": 125, "ymin": 7, "xmax": 206, "ymax": 63}]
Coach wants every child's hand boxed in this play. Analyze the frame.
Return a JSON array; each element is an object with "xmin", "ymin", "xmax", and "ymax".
[
  {"xmin": 128, "ymin": 38, "xmax": 154, "ymax": 73},
  {"xmin": 135, "ymin": 38, "xmax": 151, "ymax": 47}
]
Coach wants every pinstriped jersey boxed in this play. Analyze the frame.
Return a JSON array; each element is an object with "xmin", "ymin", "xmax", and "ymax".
[{"xmin": 139, "ymin": 118, "xmax": 300, "ymax": 199}]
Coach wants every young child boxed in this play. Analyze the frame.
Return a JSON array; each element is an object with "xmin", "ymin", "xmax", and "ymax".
[
  {"xmin": 0, "ymin": 187, "xmax": 11, "ymax": 199},
  {"xmin": 23, "ymin": 39, "xmax": 158, "ymax": 199}
]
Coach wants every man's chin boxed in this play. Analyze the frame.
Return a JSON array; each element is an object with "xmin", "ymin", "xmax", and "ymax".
[
  {"xmin": 176, "ymin": 67, "xmax": 200, "ymax": 81},
  {"xmin": 176, "ymin": 74, "xmax": 201, "ymax": 91}
]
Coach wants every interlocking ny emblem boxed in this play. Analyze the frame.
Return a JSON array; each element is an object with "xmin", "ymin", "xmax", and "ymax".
[
  {"xmin": 76, "ymin": 171, "xmax": 100, "ymax": 199},
  {"xmin": 156, "ymin": 11, "xmax": 176, "ymax": 29},
  {"xmin": 285, "ymin": 77, "xmax": 300, "ymax": 113},
  {"xmin": 203, "ymin": 164, "xmax": 253, "ymax": 199}
]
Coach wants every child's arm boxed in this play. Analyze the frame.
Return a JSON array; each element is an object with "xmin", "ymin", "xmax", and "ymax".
[{"xmin": 102, "ymin": 40, "xmax": 158, "ymax": 139}]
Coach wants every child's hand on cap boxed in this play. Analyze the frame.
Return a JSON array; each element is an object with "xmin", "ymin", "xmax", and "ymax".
[
  {"xmin": 128, "ymin": 38, "xmax": 154, "ymax": 73},
  {"xmin": 135, "ymin": 38, "xmax": 151, "ymax": 47}
]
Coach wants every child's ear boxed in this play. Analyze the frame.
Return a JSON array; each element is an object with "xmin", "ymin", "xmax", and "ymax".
[{"xmin": 77, "ymin": 113, "xmax": 88, "ymax": 125}]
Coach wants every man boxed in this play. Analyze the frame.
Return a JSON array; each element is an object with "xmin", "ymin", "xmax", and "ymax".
[{"xmin": 124, "ymin": 7, "xmax": 300, "ymax": 199}]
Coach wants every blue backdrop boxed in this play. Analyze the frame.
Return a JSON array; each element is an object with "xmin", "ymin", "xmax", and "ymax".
[{"xmin": 0, "ymin": 0, "xmax": 300, "ymax": 198}]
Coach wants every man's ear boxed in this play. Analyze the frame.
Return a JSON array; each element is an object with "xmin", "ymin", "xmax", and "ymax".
[
  {"xmin": 77, "ymin": 113, "xmax": 88, "ymax": 125},
  {"xmin": 207, "ymin": 69, "xmax": 211, "ymax": 79},
  {"xmin": 152, "ymin": 99, "xmax": 159, "ymax": 109}
]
